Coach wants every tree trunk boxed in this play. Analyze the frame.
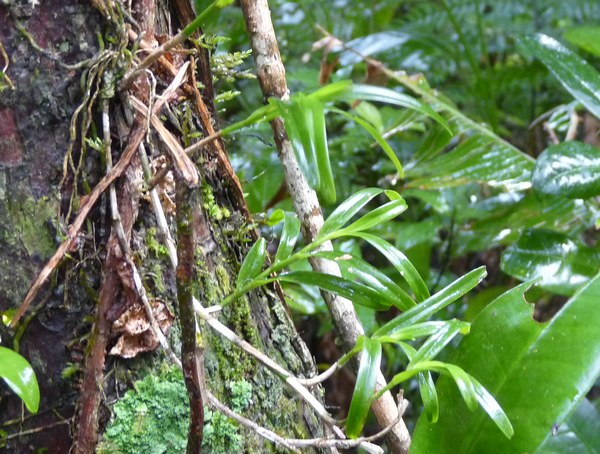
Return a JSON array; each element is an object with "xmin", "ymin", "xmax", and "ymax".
[{"xmin": 0, "ymin": 1, "xmax": 324, "ymax": 452}]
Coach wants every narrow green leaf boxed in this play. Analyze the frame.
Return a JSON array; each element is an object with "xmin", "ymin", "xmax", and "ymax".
[
  {"xmin": 444, "ymin": 363, "xmax": 478, "ymax": 412},
  {"xmin": 309, "ymin": 96, "xmax": 336, "ymax": 204},
  {"xmin": 470, "ymin": 376, "xmax": 514, "ymax": 439},
  {"xmin": 418, "ymin": 372, "xmax": 440, "ymax": 423},
  {"xmin": 346, "ymin": 337, "xmax": 382, "ymax": 438},
  {"xmin": 0, "ymin": 347, "xmax": 40, "ymax": 414},
  {"xmin": 309, "ymin": 80, "xmax": 353, "ymax": 103},
  {"xmin": 277, "ymin": 271, "xmax": 390, "ymax": 310},
  {"xmin": 412, "ymin": 275, "xmax": 600, "ymax": 453},
  {"xmin": 274, "ymin": 213, "xmax": 301, "ymax": 264},
  {"xmin": 314, "ymin": 250, "xmax": 416, "ymax": 311},
  {"xmin": 520, "ymin": 34, "xmax": 600, "ymax": 120},
  {"xmin": 351, "ymin": 233, "xmax": 429, "ymax": 302},
  {"xmin": 532, "ymin": 141, "xmax": 600, "ymax": 199},
  {"xmin": 236, "ymin": 237, "xmax": 267, "ymax": 287},
  {"xmin": 375, "ymin": 321, "xmax": 449, "ymax": 344},
  {"xmin": 318, "ymin": 188, "xmax": 386, "ymax": 238},
  {"xmin": 266, "ymin": 209, "xmax": 285, "ymax": 226},
  {"xmin": 375, "ymin": 267, "xmax": 487, "ymax": 337},
  {"xmin": 337, "ymin": 199, "xmax": 407, "ymax": 236},
  {"xmin": 342, "ymin": 84, "xmax": 451, "ymax": 133},
  {"xmin": 408, "ymin": 320, "xmax": 470, "ymax": 365},
  {"xmin": 332, "ymin": 108, "xmax": 404, "ymax": 178}
]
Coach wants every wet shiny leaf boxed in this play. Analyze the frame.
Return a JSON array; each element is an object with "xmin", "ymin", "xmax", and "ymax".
[
  {"xmin": 278, "ymin": 271, "xmax": 390, "ymax": 310},
  {"xmin": 346, "ymin": 337, "xmax": 382, "ymax": 438},
  {"xmin": 521, "ymin": 34, "xmax": 600, "ymax": 120},
  {"xmin": 532, "ymin": 141, "xmax": 600, "ymax": 199},
  {"xmin": 0, "ymin": 347, "xmax": 39, "ymax": 414},
  {"xmin": 315, "ymin": 250, "xmax": 416, "ymax": 311},
  {"xmin": 375, "ymin": 267, "xmax": 487, "ymax": 337},
  {"xmin": 412, "ymin": 276, "xmax": 600, "ymax": 453},
  {"xmin": 236, "ymin": 237, "xmax": 267, "ymax": 287},
  {"xmin": 350, "ymin": 232, "xmax": 429, "ymax": 302},
  {"xmin": 501, "ymin": 229, "xmax": 599, "ymax": 296},
  {"xmin": 274, "ymin": 213, "xmax": 301, "ymax": 264}
]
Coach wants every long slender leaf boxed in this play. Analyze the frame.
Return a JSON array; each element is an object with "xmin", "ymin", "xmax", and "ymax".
[
  {"xmin": 274, "ymin": 213, "xmax": 301, "ymax": 264},
  {"xmin": 338, "ymin": 199, "xmax": 408, "ymax": 235},
  {"xmin": 346, "ymin": 337, "xmax": 382, "ymax": 438},
  {"xmin": 0, "ymin": 347, "xmax": 39, "ymax": 414},
  {"xmin": 418, "ymin": 371, "xmax": 440, "ymax": 423},
  {"xmin": 236, "ymin": 237, "xmax": 267, "ymax": 287},
  {"xmin": 318, "ymin": 188, "xmax": 387, "ymax": 238},
  {"xmin": 314, "ymin": 250, "xmax": 416, "ymax": 311},
  {"xmin": 309, "ymin": 96, "xmax": 336, "ymax": 203},
  {"xmin": 375, "ymin": 267, "xmax": 487, "ymax": 337},
  {"xmin": 277, "ymin": 271, "xmax": 390, "ymax": 310},
  {"xmin": 408, "ymin": 320, "xmax": 470, "ymax": 364},
  {"xmin": 520, "ymin": 34, "xmax": 600, "ymax": 120},
  {"xmin": 331, "ymin": 107, "xmax": 404, "ymax": 178},
  {"xmin": 375, "ymin": 321, "xmax": 451, "ymax": 343},
  {"xmin": 351, "ymin": 233, "xmax": 429, "ymax": 302},
  {"xmin": 341, "ymin": 84, "xmax": 451, "ymax": 133}
]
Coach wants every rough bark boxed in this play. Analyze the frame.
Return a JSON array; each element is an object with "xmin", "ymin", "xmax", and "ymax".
[{"xmin": 0, "ymin": 1, "xmax": 324, "ymax": 452}]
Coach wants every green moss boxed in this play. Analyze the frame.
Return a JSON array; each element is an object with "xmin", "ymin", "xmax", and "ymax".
[
  {"xmin": 4, "ymin": 196, "xmax": 57, "ymax": 258},
  {"xmin": 202, "ymin": 184, "xmax": 231, "ymax": 221},
  {"xmin": 100, "ymin": 366, "xmax": 247, "ymax": 454},
  {"xmin": 146, "ymin": 227, "xmax": 169, "ymax": 259}
]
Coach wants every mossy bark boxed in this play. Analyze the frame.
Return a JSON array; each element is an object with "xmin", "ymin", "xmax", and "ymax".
[{"xmin": 0, "ymin": 0, "xmax": 324, "ymax": 452}]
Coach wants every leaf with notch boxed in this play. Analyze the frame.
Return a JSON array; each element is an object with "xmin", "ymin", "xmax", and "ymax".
[{"xmin": 346, "ymin": 337, "xmax": 382, "ymax": 438}]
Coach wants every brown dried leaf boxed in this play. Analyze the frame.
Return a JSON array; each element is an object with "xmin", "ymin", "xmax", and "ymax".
[{"xmin": 109, "ymin": 299, "xmax": 174, "ymax": 358}]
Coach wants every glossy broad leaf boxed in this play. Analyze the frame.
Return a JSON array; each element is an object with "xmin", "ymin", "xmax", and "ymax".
[
  {"xmin": 351, "ymin": 232, "xmax": 429, "ymax": 302},
  {"xmin": 374, "ymin": 266, "xmax": 487, "ymax": 337},
  {"xmin": 314, "ymin": 250, "xmax": 416, "ymax": 311},
  {"xmin": 277, "ymin": 271, "xmax": 390, "ymax": 310},
  {"xmin": 274, "ymin": 213, "xmax": 301, "ymax": 264},
  {"xmin": 412, "ymin": 275, "xmax": 600, "ymax": 453},
  {"xmin": 520, "ymin": 34, "xmax": 600, "ymax": 120},
  {"xmin": 532, "ymin": 141, "xmax": 600, "ymax": 199},
  {"xmin": 0, "ymin": 347, "xmax": 40, "ymax": 414},
  {"xmin": 236, "ymin": 237, "xmax": 267, "ymax": 287},
  {"xmin": 501, "ymin": 229, "xmax": 599, "ymax": 296},
  {"xmin": 346, "ymin": 337, "xmax": 382, "ymax": 438},
  {"xmin": 406, "ymin": 134, "xmax": 534, "ymax": 191}
]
